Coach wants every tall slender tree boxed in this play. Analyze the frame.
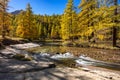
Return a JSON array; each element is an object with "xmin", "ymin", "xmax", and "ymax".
[
  {"xmin": 78, "ymin": 0, "xmax": 97, "ymax": 42},
  {"xmin": 61, "ymin": 0, "xmax": 77, "ymax": 40},
  {"xmin": 16, "ymin": 3, "xmax": 37, "ymax": 40},
  {"xmin": 0, "ymin": 0, "xmax": 9, "ymax": 38}
]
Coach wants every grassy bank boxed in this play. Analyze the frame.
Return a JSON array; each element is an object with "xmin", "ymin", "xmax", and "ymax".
[{"xmin": 61, "ymin": 40, "xmax": 120, "ymax": 50}]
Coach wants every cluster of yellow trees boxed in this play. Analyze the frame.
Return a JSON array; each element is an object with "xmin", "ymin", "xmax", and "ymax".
[
  {"xmin": 0, "ymin": 0, "xmax": 120, "ymax": 46},
  {"xmin": 78, "ymin": 0, "xmax": 119, "ymax": 47},
  {"xmin": 10, "ymin": 8, "xmax": 61, "ymax": 40},
  {"xmin": 16, "ymin": 4, "xmax": 38, "ymax": 40},
  {"xmin": 61, "ymin": 0, "xmax": 119, "ymax": 47},
  {"xmin": 0, "ymin": 0, "xmax": 11, "ymax": 38}
]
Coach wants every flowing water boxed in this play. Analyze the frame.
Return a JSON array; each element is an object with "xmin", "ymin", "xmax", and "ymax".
[{"xmin": 26, "ymin": 43, "xmax": 120, "ymax": 71}]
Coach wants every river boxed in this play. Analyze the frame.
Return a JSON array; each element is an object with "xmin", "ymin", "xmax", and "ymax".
[{"xmin": 26, "ymin": 42, "xmax": 120, "ymax": 71}]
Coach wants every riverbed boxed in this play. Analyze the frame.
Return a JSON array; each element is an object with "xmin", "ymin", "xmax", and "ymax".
[
  {"xmin": 27, "ymin": 44, "xmax": 120, "ymax": 64},
  {"xmin": 0, "ymin": 43, "xmax": 120, "ymax": 80}
]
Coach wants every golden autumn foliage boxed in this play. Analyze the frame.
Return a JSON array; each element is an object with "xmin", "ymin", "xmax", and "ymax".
[
  {"xmin": 0, "ymin": 0, "xmax": 10, "ymax": 38},
  {"xmin": 61, "ymin": 0, "xmax": 78, "ymax": 40},
  {"xmin": 78, "ymin": 0, "xmax": 120, "ymax": 43},
  {"xmin": 1, "ymin": 0, "xmax": 119, "ymax": 47},
  {"xmin": 16, "ymin": 3, "xmax": 38, "ymax": 40}
]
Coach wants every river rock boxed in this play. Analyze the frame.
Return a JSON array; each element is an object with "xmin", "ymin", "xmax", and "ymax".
[
  {"xmin": 10, "ymin": 43, "xmax": 40, "ymax": 49},
  {"xmin": 33, "ymin": 53, "xmax": 50, "ymax": 60},
  {"xmin": 75, "ymin": 59, "xmax": 94, "ymax": 66}
]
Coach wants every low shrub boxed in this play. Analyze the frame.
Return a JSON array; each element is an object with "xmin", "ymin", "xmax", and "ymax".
[
  {"xmin": 56, "ymin": 58, "xmax": 76, "ymax": 68},
  {"xmin": 62, "ymin": 41, "xmax": 73, "ymax": 46},
  {"xmin": 13, "ymin": 54, "xmax": 32, "ymax": 61}
]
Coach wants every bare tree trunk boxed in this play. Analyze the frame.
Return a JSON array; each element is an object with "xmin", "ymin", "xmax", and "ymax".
[
  {"xmin": 112, "ymin": 0, "xmax": 117, "ymax": 47},
  {"xmin": 113, "ymin": 27, "xmax": 117, "ymax": 47}
]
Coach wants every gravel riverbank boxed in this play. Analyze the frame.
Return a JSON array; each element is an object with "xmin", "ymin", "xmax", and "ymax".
[{"xmin": 0, "ymin": 43, "xmax": 120, "ymax": 80}]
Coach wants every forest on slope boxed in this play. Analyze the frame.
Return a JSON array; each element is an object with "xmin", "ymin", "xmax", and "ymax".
[{"xmin": 0, "ymin": 0, "xmax": 120, "ymax": 47}]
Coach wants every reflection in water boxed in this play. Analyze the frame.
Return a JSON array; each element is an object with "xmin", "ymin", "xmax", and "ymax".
[{"xmin": 27, "ymin": 46, "xmax": 70, "ymax": 54}]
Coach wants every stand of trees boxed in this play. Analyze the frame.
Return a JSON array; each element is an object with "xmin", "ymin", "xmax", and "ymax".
[
  {"xmin": 10, "ymin": 4, "xmax": 61, "ymax": 40},
  {"xmin": 1, "ymin": 0, "xmax": 120, "ymax": 47},
  {"xmin": 0, "ymin": 0, "xmax": 11, "ymax": 38}
]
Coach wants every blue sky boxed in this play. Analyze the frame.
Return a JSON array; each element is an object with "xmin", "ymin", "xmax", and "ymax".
[{"xmin": 8, "ymin": 0, "xmax": 80, "ymax": 15}]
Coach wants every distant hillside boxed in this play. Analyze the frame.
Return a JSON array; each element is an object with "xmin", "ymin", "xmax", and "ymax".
[{"xmin": 11, "ymin": 10, "xmax": 23, "ymax": 15}]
